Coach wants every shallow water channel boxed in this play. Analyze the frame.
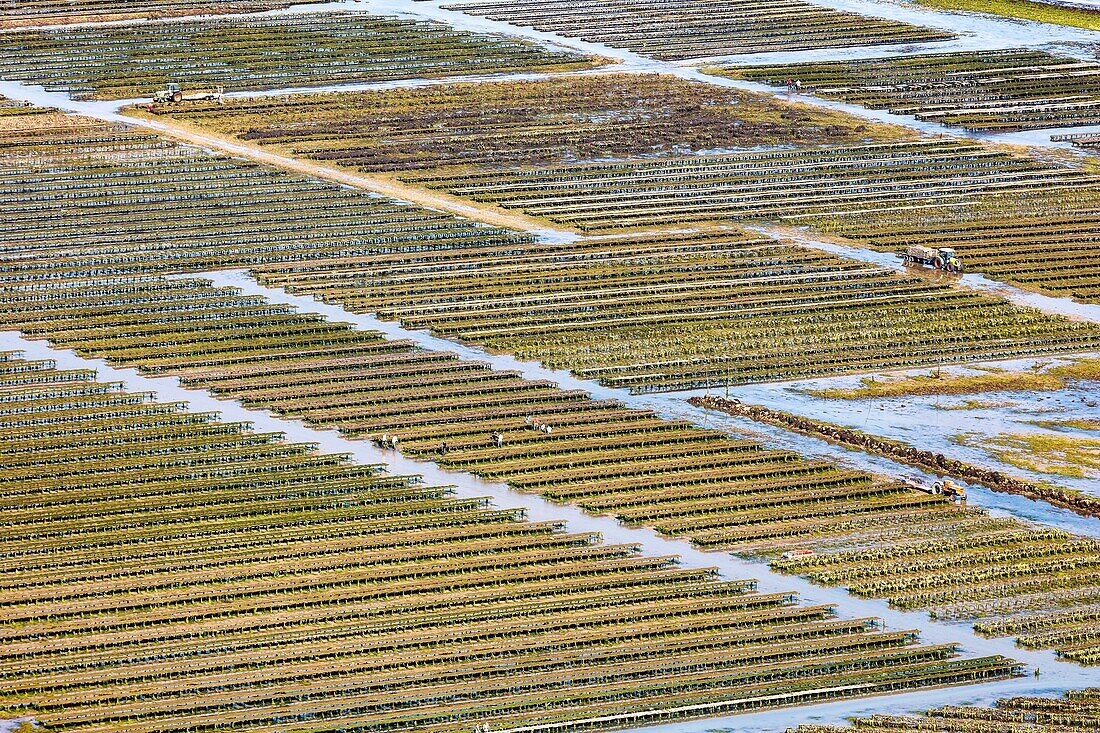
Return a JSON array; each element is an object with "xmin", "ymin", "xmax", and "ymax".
[
  {"xmin": 24, "ymin": 268, "xmax": 1070, "ymax": 729},
  {"xmin": 2, "ymin": 0, "xmax": 1100, "ymax": 726},
  {"xmin": 4, "ymin": 0, "xmax": 1100, "ymax": 151},
  {"xmin": 750, "ymin": 224, "xmax": 1100, "ymax": 325},
  {"xmin": 698, "ymin": 358, "xmax": 1100, "ymax": 494},
  {"xmin": 0, "ymin": 316, "xmax": 1095, "ymax": 731},
  {"xmin": 203, "ymin": 269, "xmax": 1100, "ymax": 540}
]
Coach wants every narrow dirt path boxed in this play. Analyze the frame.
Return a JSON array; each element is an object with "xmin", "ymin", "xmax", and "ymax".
[{"xmin": 128, "ymin": 111, "xmax": 577, "ymax": 235}]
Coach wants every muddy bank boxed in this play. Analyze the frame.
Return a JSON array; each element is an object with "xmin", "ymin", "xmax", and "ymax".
[{"xmin": 690, "ymin": 394, "xmax": 1100, "ymax": 519}]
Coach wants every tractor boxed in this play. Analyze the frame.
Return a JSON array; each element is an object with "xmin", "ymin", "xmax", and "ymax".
[
  {"xmin": 153, "ymin": 82, "xmax": 184, "ymax": 104},
  {"xmin": 151, "ymin": 83, "xmax": 224, "ymax": 106},
  {"xmin": 933, "ymin": 479, "xmax": 967, "ymax": 501},
  {"xmin": 901, "ymin": 245, "xmax": 963, "ymax": 273}
]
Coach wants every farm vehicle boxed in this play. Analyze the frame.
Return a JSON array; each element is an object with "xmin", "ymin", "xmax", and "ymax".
[
  {"xmin": 152, "ymin": 83, "xmax": 225, "ymax": 105},
  {"xmin": 908, "ymin": 478, "xmax": 966, "ymax": 501},
  {"xmin": 933, "ymin": 478, "xmax": 966, "ymax": 500},
  {"xmin": 901, "ymin": 245, "xmax": 963, "ymax": 273}
]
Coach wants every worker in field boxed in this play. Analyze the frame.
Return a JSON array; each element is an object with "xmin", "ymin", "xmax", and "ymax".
[{"xmin": 439, "ymin": 441, "xmax": 448, "ymax": 456}]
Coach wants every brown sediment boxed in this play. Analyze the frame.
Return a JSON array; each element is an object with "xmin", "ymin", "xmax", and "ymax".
[{"xmin": 689, "ymin": 394, "xmax": 1100, "ymax": 519}]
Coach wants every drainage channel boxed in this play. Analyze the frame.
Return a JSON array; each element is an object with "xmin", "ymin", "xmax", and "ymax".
[
  {"xmin": 3, "ymin": 315, "xmax": 1095, "ymax": 732},
  {"xmin": 198, "ymin": 268, "xmax": 1100, "ymax": 539},
  {"xmin": 359, "ymin": 0, "xmax": 1100, "ymax": 151},
  {"xmin": 1, "ymin": 0, "xmax": 1097, "ymax": 153},
  {"xmin": 177, "ymin": 272, "xmax": 1100, "ymax": 668}
]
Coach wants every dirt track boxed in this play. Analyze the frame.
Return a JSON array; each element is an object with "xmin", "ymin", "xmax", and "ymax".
[{"xmin": 123, "ymin": 111, "xmax": 571, "ymax": 235}]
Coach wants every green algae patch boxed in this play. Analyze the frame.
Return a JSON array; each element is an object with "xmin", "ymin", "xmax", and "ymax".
[
  {"xmin": 1028, "ymin": 418, "xmax": 1100, "ymax": 433},
  {"xmin": 806, "ymin": 370, "xmax": 1065, "ymax": 400},
  {"xmin": 1052, "ymin": 357, "xmax": 1100, "ymax": 380},
  {"xmin": 920, "ymin": 0, "xmax": 1100, "ymax": 30},
  {"xmin": 956, "ymin": 431, "xmax": 1100, "ymax": 479},
  {"xmin": 934, "ymin": 399, "xmax": 1020, "ymax": 411}
]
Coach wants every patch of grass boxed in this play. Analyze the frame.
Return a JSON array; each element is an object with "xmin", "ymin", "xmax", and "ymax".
[
  {"xmin": 805, "ymin": 370, "xmax": 1065, "ymax": 399},
  {"xmin": 919, "ymin": 0, "xmax": 1100, "ymax": 30},
  {"xmin": 969, "ymin": 364, "xmax": 1008, "ymax": 373}
]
